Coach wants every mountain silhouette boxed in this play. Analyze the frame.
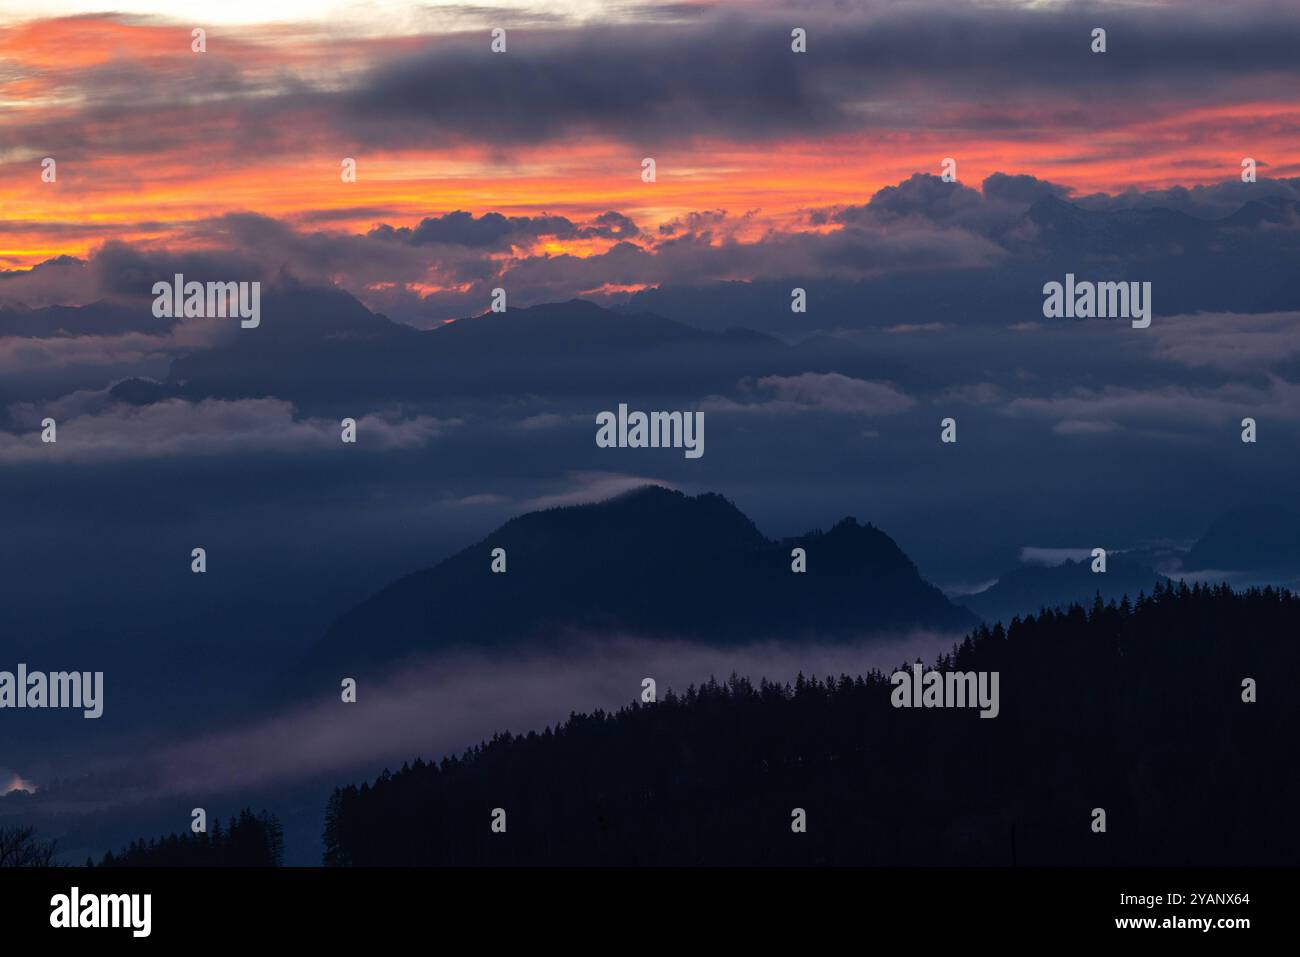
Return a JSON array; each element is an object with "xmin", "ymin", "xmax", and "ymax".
[
  {"xmin": 960, "ymin": 556, "xmax": 1168, "ymax": 626},
  {"xmin": 1219, "ymin": 195, "xmax": 1300, "ymax": 228},
  {"xmin": 1021, "ymin": 194, "xmax": 1214, "ymax": 253},
  {"xmin": 0, "ymin": 298, "xmax": 171, "ymax": 337},
  {"xmin": 1183, "ymin": 504, "xmax": 1300, "ymax": 574},
  {"xmin": 165, "ymin": 296, "xmax": 793, "ymax": 403},
  {"xmin": 304, "ymin": 486, "xmax": 974, "ymax": 680},
  {"xmin": 1018, "ymin": 193, "xmax": 1300, "ymax": 259}
]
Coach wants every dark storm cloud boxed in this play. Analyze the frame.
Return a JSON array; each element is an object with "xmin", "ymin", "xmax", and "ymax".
[
  {"xmin": 809, "ymin": 171, "xmax": 1300, "ymax": 244},
  {"xmin": 0, "ymin": 190, "xmax": 1003, "ymax": 326},
  {"xmin": 367, "ymin": 209, "xmax": 639, "ymax": 248},
  {"xmin": 7, "ymin": 2, "xmax": 1300, "ymax": 165},
  {"xmin": 824, "ymin": 172, "xmax": 1071, "ymax": 237},
  {"xmin": 91, "ymin": 238, "xmax": 269, "ymax": 300},
  {"xmin": 0, "ymin": 256, "xmax": 98, "ymax": 308},
  {"xmin": 582, "ymin": 211, "xmax": 640, "ymax": 240},
  {"xmin": 981, "ymin": 173, "xmax": 1072, "ymax": 207},
  {"xmin": 370, "ymin": 211, "xmax": 577, "ymax": 247},
  {"xmin": 5, "ymin": 47, "xmax": 298, "ymax": 160},
  {"xmin": 7, "ymin": 168, "xmax": 1300, "ymax": 329},
  {"xmin": 342, "ymin": 2, "xmax": 1300, "ymax": 148},
  {"xmin": 494, "ymin": 218, "xmax": 1001, "ymax": 292}
]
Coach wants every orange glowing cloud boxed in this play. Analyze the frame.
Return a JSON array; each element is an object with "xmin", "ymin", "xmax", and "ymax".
[{"xmin": 1, "ymin": 7, "xmax": 1298, "ymax": 275}]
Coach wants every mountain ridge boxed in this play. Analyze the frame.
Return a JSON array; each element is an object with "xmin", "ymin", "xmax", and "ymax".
[{"xmin": 301, "ymin": 485, "xmax": 975, "ymax": 683}]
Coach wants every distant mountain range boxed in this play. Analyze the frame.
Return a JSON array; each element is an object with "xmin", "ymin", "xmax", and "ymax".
[
  {"xmin": 624, "ymin": 194, "xmax": 1300, "ymax": 334},
  {"xmin": 1183, "ymin": 504, "xmax": 1300, "ymax": 575},
  {"xmin": 11, "ymin": 290, "xmax": 919, "ymax": 416},
  {"xmin": 301, "ymin": 486, "xmax": 1300, "ymax": 683},
  {"xmin": 164, "ymin": 296, "xmax": 807, "ymax": 404},
  {"xmin": 1021, "ymin": 193, "xmax": 1300, "ymax": 252},
  {"xmin": 956, "ymin": 503, "xmax": 1300, "ymax": 624},
  {"xmin": 961, "ymin": 556, "xmax": 1169, "ymax": 626},
  {"xmin": 303, "ymin": 486, "xmax": 976, "ymax": 681},
  {"xmin": 0, "ymin": 298, "xmax": 171, "ymax": 337}
]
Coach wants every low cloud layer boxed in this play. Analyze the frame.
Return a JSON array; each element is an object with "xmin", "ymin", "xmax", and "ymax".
[
  {"xmin": 704, "ymin": 373, "xmax": 916, "ymax": 415},
  {"xmin": 27, "ymin": 632, "xmax": 969, "ymax": 802},
  {"xmin": 0, "ymin": 397, "xmax": 453, "ymax": 464}
]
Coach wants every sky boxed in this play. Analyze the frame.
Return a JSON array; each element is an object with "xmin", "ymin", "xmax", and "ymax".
[
  {"xmin": 1, "ymin": 0, "xmax": 1299, "ymax": 860},
  {"xmin": 3, "ymin": 0, "xmax": 1300, "ymax": 319}
]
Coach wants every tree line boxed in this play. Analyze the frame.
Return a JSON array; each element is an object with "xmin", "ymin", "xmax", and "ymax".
[
  {"xmin": 92, "ymin": 809, "xmax": 284, "ymax": 867},
  {"xmin": 323, "ymin": 582, "xmax": 1298, "ymax": 865}
]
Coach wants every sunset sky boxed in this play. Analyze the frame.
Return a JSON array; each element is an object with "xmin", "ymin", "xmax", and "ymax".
[
  {"xmin": 4, "ymin": 1, "xmax": 1300, "ymax": 864},
  {"xmin": 3, "ymin": 0, "xmax": 1299, "ymax": 319}
]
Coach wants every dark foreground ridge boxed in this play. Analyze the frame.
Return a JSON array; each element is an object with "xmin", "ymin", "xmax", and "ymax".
[
  {"xmin": 91, "ymin": 810, "xmax": 284, "ymax": 868},
  {"xmin": 322, "ymin": 582, "xmax": 1297, "ymax": 866}
]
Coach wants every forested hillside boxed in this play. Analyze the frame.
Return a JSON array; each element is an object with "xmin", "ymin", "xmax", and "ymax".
[{"xmin": 324, "ymin": 583, "xmax": 1297, "ymax": 866}]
